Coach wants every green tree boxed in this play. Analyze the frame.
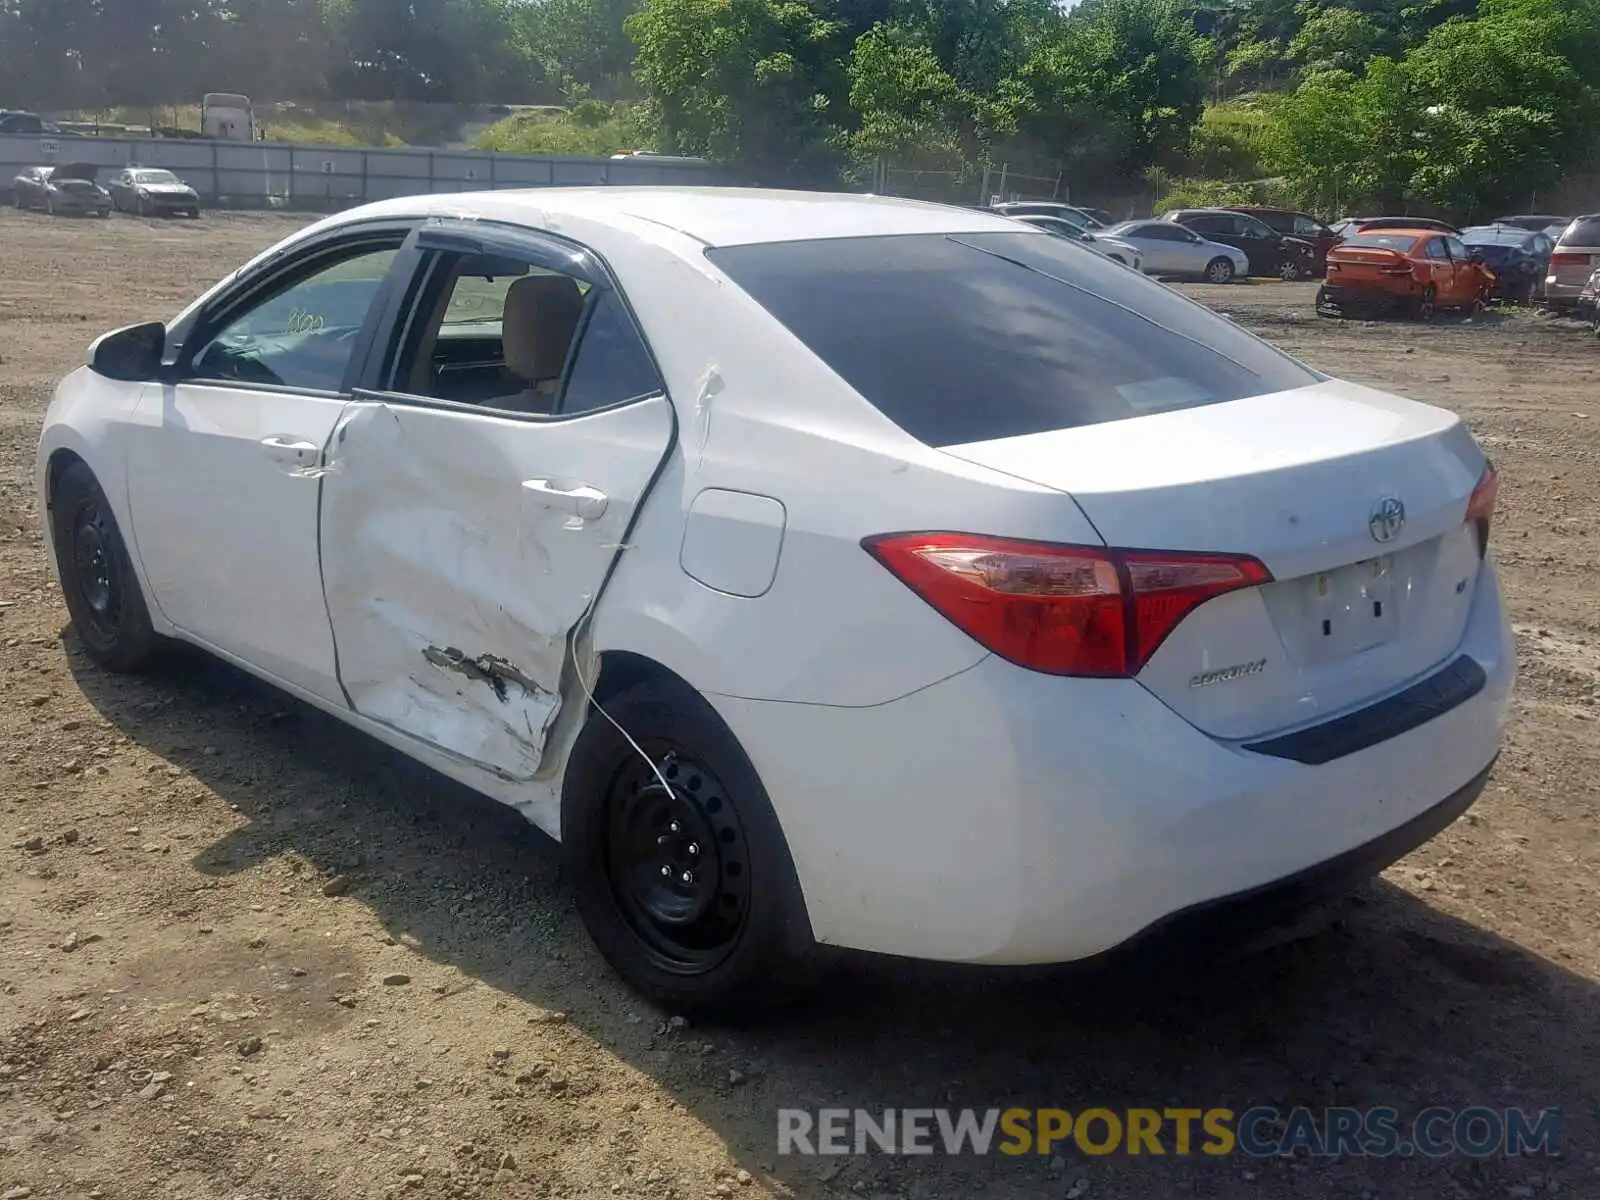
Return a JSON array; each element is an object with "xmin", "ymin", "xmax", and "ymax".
[
  {"xmin": 627, "ymin": 0, "xmax": 848, "ymax": 181},
  {"xmin": 1288, "ymin": 7, "xmax": 1388, "ymax": 72},
  {"xmin": 843, "ymin": 23, "xmax": 972, "ymax": 166},
  {"xmin": 1008, "ymin": 0, "xmax": 1211, "ymax": 180},
  {"xmin": 515, "ymin": 0, "xmax": 643, "ymax": 98}
]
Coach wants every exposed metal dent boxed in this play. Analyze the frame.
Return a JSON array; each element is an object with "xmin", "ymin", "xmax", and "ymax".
[
  {"xmin": 423, "ymin": 645, "xmax": 545, "ymax": 705},
  {"xmin": 319, "ymin": 394, "xmax": 674, "ymax": 803}
]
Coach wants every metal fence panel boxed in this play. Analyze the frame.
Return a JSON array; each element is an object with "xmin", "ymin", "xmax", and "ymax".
[{"xmin": 0, "ymin": 132, "xmax": 729, "ymax": 211}]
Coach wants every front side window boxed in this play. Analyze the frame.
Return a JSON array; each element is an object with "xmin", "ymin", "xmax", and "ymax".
[
  {"xmin": 707, "ymin": 232, "xmax": 1319, "ymax": 448},
  {"xmin": 189, "ymin": 243, "xmax": 400, "ymax": 391}
]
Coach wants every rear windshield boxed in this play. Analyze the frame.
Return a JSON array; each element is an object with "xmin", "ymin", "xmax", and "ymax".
[
  {"xmin": 1558, "ymin": 216, "xmax": 1600, "ymax": 246},
  {"xmin": 1340, "ymin": 232, "xmax": 1420, "ymax": 252},
  {"xmin": 705, "ymin": 232, "xmax": 1319, "ymax": 447}
]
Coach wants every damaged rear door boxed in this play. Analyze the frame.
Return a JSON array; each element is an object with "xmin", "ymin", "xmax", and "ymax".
[{"xmin": 318, "ymin": 220, "xmax": 675, "ymax": 784}]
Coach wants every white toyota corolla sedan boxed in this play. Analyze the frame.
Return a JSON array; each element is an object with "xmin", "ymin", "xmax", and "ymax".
[{"xmin": 36, "ymin": 188, "xmax": 1513, "ymax": 1013}]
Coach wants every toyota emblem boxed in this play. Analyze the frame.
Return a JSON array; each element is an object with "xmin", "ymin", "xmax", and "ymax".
[{"xmin": 1369, "ymin": 496, "xmax": 1406, "ymax": 543}]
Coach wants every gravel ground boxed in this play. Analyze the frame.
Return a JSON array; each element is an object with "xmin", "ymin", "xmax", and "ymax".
[{"xmin": 1, "ymin": 208, "xmax": 1598, "ymax": 1200}]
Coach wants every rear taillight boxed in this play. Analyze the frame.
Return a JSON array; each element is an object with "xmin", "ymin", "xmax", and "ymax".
[
  {"xmin": 1551, "ymin": 252, "xmax": 1590, "ymax": 267},
  {"xmin": 862, "ymin": 533, "xmax": 1271, "ymax": 678},
  {"xmin": 1466, "ymin": 461, "xmax": 1498, "ymax": 556}
]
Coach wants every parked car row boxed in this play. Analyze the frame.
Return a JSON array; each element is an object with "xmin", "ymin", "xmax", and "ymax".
[
  {"xmin": 9, "ymin": 163, "xmax": 202, "ymax": 219},
  {"xmin": 987, "ymin": 201, "xmax": 1593, "ymax": 307},
  {"xmin": 1313, "ymin": 214, "xmax": 1598, "ymax": 321}
]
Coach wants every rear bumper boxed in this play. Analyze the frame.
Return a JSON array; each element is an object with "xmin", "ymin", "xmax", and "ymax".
[
  {"xmin": 711, "ymin": 560, "xmax": 1513, "ymax": 965},
  {"xmin": 1317, "ymin": 282, "xmax": 1411, "ymax": 314},
  {"xmin": 1544, "ymin": 275, "xmax": 1590, "ymax": 304},
  {"xmin": 1090, "ymin": 756, "xmax": 1493, "ymax": 967}
]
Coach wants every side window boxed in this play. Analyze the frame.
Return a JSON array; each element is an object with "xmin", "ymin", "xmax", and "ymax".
[
  {"xmin": 560, "ymin": 290, "xmax": 662, "ymax": 414},
  {"xmin": 1292, "ymin": 215, "xmax": 1323, "ymax": 236},
  {"xmin": 1423, "ymin": 238, "xmax": 1448, "ymax": 260},
  {"xmin": 383, "ymin": 243, "xmax": 659, "ymax": 418},
  {"xmin": 1445, "ymin": 236, "xmax": 1469, "ymax": 260},
  {"xmin": 188, "ymin": 242, "xmax": 400, "ymax": 391},
  {"xmin": 386, "ymin": 247, "xmax": 592, "ymax": 414}
]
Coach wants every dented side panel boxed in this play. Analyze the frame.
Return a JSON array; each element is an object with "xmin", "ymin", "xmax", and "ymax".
[{"xmin": 318, "ymin": 396, "xmax": 675, "ymax": 785}]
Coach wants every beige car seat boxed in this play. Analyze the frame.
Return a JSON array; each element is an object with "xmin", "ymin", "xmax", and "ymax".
[{"xmin": 499, "ymin": 274, "xmax": 587, "ymax": 412}]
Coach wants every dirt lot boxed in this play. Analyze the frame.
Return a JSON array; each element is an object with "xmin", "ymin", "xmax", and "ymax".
[{"xmin": 2, "ymin": 208, "xmax": 1599, "ymax": 1200}]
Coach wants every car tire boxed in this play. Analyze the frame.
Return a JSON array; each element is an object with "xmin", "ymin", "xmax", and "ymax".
[
  {"xmin": 1411, "ymin": 285, "xmax": 1437, "ymax": 322},
  {"xmin": 1205, "ymin": 257, "xmax": 1235, "ymax": 284},
  {"xmin": 1278, "ymin": 259, "xmax": 1300, "ymax": 281},
  {"xmin": 49, "ymin": 460, "xmax": 164, "ymax": 673},
  {"xmin": 564, "ymin": 675, "xmax": 821, "ymax": 1017}
]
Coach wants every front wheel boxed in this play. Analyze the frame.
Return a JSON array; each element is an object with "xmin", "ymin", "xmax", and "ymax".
[
  {"xmin": 1278, "ymin": 258, "xmax": 1302, "ymax": 281},
  {"xmin": 1205, "ymin": 257, "xmax": 1236, "ymax": 284},
  {"xmin": 564, "ymin": 676, "xmax": 821, "ymax": 1016},
  {"xmin": 49, "ymin": 461, "xmax": 163, "ymax": 672}
]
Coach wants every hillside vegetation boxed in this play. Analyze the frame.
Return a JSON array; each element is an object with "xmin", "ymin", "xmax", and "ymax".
[{"xmin": 4, "ymin": 0, "xmax": 1598, "ymax": 216}]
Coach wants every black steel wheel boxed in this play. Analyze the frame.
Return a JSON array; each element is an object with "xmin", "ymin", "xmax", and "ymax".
[
  {"xmin": 49, "ymin": 460, "xmax": 162, "ymax": 672},
  {"xmin": 603, "ymin": 748, "xmax": 752, "ymax": 974},
  {"xmin": 565, "ymin": 676, "xmax": 820, "ymax": 1016}
]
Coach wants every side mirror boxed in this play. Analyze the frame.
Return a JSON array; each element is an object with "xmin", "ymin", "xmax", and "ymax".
[{"xmin": 88, "ymin": 321, "xmax": 165, "ymax": 382}]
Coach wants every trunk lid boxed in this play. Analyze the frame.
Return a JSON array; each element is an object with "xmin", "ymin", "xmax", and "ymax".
[
  {"xmin": 1327, "ymin": 245, "xmax": 1412, "ymax": 284},
  {"xmin": 940, "ymin": 380, "xmax": 1488, "ymax": 740}
]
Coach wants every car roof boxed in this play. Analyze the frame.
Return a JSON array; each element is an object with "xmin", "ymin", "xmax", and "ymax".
[
  {"xmin": 337, "ymin": 187, "xmax": 1020, "ymax": 248},
  {"xmin": 1341, "ymin": 227, "xmax": 1435, "ymax": 240},
  {"xmin": 1463, "ymin": 225, "xmax": 1538, "ymax": 242}
]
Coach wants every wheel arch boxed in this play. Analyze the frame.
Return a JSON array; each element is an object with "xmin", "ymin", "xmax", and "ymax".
[{"xmin": 45, "ymin": 446, "xmax": 89, "ymax": 512}]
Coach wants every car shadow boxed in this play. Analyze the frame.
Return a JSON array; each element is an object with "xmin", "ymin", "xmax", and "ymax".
[{"xmin": 67, "ymin": 636, "xmax": 1594, "ymax": 1198}]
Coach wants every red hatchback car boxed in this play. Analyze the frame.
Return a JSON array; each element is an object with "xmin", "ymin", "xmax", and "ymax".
[{"xmin": 1317, "ymin": 228, "xmax": 1495, "ymax": 319}]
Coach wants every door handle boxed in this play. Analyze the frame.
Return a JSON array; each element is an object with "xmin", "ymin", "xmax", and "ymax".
[
  {"xmin": 260, "ymin": 435, "xmax": 320, "ymax": 464},
  {"xmin": 522, "ymin": 478, "xmax": 609, "ymax": 521}
]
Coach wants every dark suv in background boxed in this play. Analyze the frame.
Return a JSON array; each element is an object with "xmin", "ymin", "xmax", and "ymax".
[
  {"xmin": 1162, "ymin": 208, "xmax": 1319, "ymax": 279},
  {"xmin": 1226, "ymin": 206, "xmax": 1341, "ymax": 274}
]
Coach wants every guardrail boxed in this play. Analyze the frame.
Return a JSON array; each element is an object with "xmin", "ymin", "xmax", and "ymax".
[{"xmin": 1, "ymin": 133, "xmax": 731, "ymax": 211}]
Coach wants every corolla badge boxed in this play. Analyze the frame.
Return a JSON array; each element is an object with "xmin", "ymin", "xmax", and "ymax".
[
  {"xmin": 1369, "ymin": 496, "xmax": 1406, "ymax": 543},
  {"xmin": 1189, "ymin": 658, "xmax": 1267, "ymax": 688}
]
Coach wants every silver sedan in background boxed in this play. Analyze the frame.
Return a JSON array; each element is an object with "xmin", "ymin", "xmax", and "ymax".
[
  {"xmin": 1100, "ymin": 219, "xmax": 1251, "ymax": 283},
  {"xmin": 1008, "ymin": 214, "xmax": 1144, "ymax": 271}
]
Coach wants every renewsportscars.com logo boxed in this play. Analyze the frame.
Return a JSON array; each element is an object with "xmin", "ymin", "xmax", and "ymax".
[{"xmin": 777, "ymin": 1107, "xmax": 1562, "ymax": 1159}]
